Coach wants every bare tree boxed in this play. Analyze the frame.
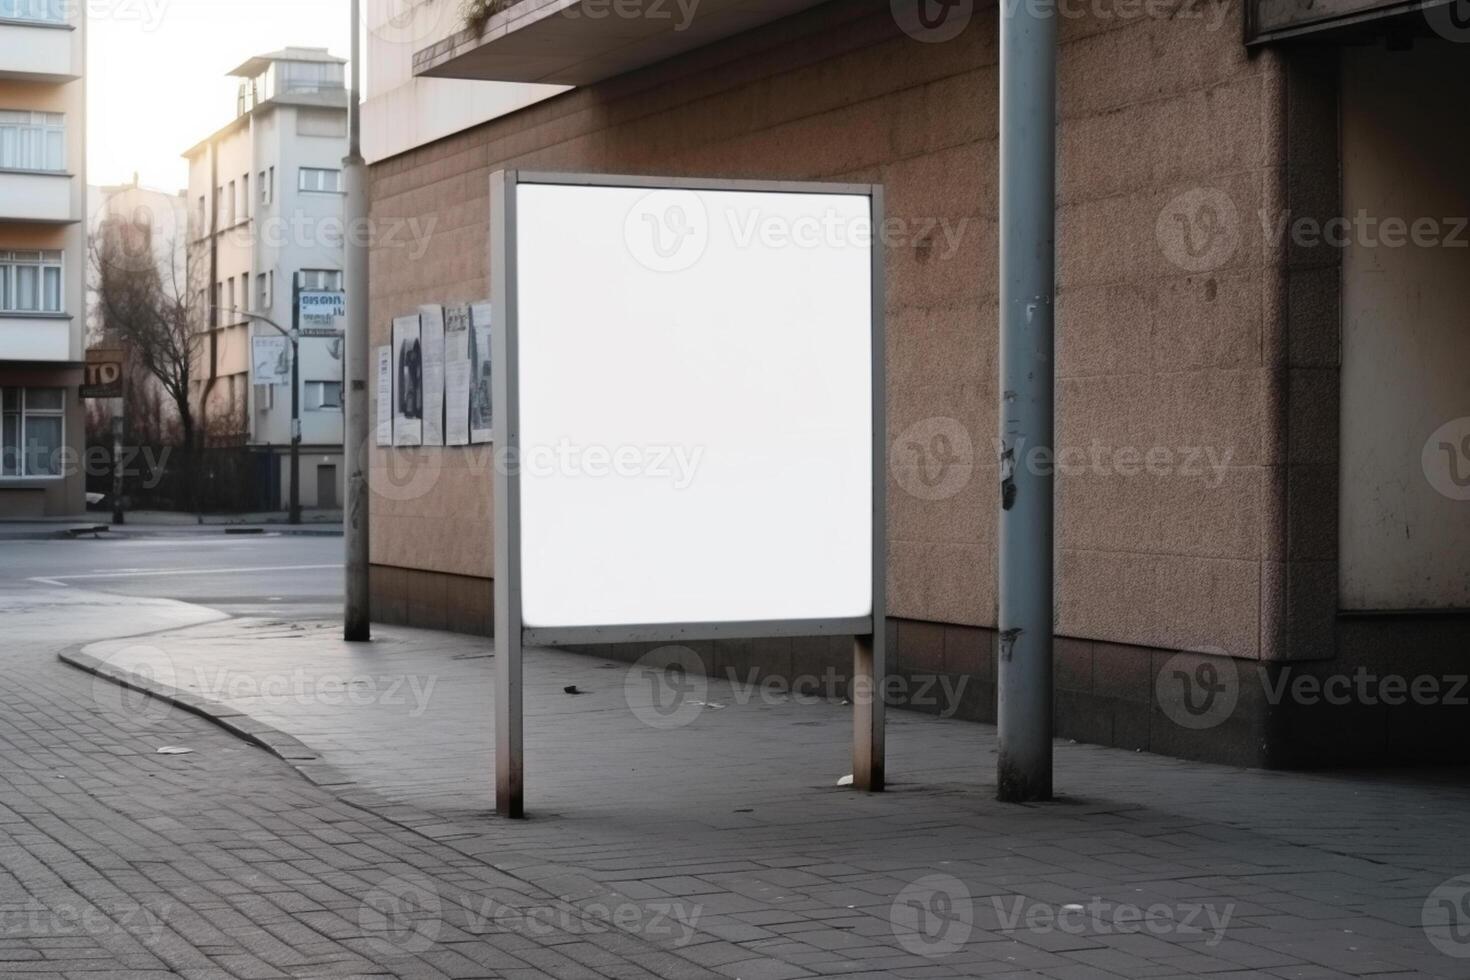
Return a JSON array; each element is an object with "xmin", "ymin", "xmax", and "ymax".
[{"xmin": 91, "ymin": 214, "xmax": 206, "ymax": 506}]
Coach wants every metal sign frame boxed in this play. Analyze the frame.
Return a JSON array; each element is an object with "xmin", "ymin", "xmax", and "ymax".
[{"xmin": 491, "ymin": 170, "xmax": 887, "ymax": 818}]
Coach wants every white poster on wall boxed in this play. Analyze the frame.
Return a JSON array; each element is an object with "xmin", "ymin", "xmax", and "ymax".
[
  {"xmin": 375, "ymin": 346, "xmax": 393, "ymax": 446},
  {"xmin": 470, "ymin": 301, "xmax": 493, "ymax": 444},
  {"xmin": 251, "ymin": 335, "xmax": 290, "ymax": 385},
  {"xmin": 420, "ymin": 304, "xmax": 446, "ymax": 447},
  {"xmin": 444, "ymin": 305, "xmax": 472, "ymax": 447},
  {"xmin": 392, "ymin": 314, "xmax": 422, "ymax": 447}
]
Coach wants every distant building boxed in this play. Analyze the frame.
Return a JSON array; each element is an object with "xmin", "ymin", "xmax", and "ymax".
[
  {"xmin": 0, "ymin": 1, "xmax": 87, "ymax": 517},
  {"xmin": 183, "ymin": 47, "xmax": 349, "ymax": 511}
]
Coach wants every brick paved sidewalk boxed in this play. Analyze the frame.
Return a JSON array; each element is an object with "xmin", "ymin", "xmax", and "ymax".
[{"xmin": 63, "ymin": 614, "xmax": 1470, "ymax": 978}]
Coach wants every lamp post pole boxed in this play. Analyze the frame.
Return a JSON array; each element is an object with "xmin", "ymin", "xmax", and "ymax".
[
  {"xmin": 996, "ymin": 0, "xmax": 1058, "ymax": 803},
  {"xmin": 289, "ymin": 274, "xmax": 302, "ymax": 525},
  {"xmin": 343, "ymin": 0, "xmax": 372, "ymax": 640}
]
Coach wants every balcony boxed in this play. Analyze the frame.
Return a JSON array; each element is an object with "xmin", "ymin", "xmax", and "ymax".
[
  {"xmin": 1248, "ymin": 0, "xmax": 1460, "ymax": 42},
  {"xmin": 0, "ymin": 17, "xmax": 79, "ymax": 81},
  {"xmin": 0, "ymin": 170, "xmax": 77, "ymax": 223},
  {"xmin": 0, "ymin": 312, "xmax": 72, "ymax": 361},
  {"xmin": 415, "ymin": 0, "xmax": 833, "ymax": 85}
]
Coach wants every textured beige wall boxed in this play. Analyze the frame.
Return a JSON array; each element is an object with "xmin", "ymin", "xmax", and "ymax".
[{"xmin": 368, "ymin": 0, "xmax": 1288, "ymax": 659}]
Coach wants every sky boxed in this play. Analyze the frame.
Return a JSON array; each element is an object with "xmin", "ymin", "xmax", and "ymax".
[{"xmin": 88, "ymin": 0, "xmax": 354, "ymax": 192}]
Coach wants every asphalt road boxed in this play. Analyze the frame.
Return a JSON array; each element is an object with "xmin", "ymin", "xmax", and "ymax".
[{"xmin": 0, "ymin": 529, "xmax": 345, "ymax": 618}]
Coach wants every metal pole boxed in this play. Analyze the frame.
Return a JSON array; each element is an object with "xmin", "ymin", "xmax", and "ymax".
[
  {"xmin": 853, "ymin": 183, "xmax": 887, "ymax": 793},
  {"xmin": 110, "ymin": 410, "xmax": 125, "ymax": 526},
  {"xmin": 996, "ymin": 1, "xmax": 1057, "ymax": 803},
  {"xmin": 343, "ymin": 0, "xmax": 372, "ymax": 641},
  {"xmin": 491, "ymin": 170, "xmax": 524, "ymax": 818},
  {"xmin": 289, "ymin": 275, "xmax": 301, "ymax": 525}
]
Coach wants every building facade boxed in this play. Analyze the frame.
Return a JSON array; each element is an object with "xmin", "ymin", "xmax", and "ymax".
[
  {"xmin": 0, "ymin": 0, "xmax": 87, "ymax": 518},
  {"xmin": 362, "ymin": 0, "xmax": 1469, "ymax": 768},
  {"xmin": 184, "ymin": 48, "xmax": 349, "ymax": 511}
]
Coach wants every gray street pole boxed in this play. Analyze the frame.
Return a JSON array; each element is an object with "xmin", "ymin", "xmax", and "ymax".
[
  {"xmin": 289, "ymin": 275, "xmax": 302, "ymax": 526},
  {"xmin": 996, "ymin": 2, "xmax": 1057, "ymax": 803},
  {"xmin": 343, "ymin": 0, "xmax": 372, "ymax": 641}
]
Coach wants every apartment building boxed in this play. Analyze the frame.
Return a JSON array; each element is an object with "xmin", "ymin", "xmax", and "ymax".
[
  {"xmin": 183, "ymin": 47, "xmax": 349, "ymax": 511},
  {"xmin": 362, "ymin": 0, "xmax": 1469, "ymax": 768},
  {"xmin": 0, "ymin": 0, "xmax": 87, "ymax": 518}
]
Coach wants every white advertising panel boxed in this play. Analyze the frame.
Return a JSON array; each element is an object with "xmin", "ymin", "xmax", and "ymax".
[
  {"xmin": 512, "ymin": 181, "xmax": 875, "ymax": 630},
  {"xmin": 420, "ymin": 304, "xmax": 446, "ymax": 447},
  {"xmin": 392, "ymin": 314, "xmax": 422, "ymax": 447},
  {"xmin": 444, "ymin": 306, "xmax": 472, "ymax": 447},
  {"xmin": 251, "ymin": 335, "xmax": 290, "ymax": 385},
  {"xmin": 375, "ymin": 346, "xmax": 393, "ymax": 447}
]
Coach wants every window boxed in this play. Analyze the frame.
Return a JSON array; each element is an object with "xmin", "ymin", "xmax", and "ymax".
[
  {"xmin": 0, "ymin": 0, "xmax": 66, "ymax": 26},
  {"xmin": 299, "ymin": 168, "xmax": 342, "ymax": 193},
  {"xmin": 305, "ymin": 381, "xmax": 342, "ymax": 411},
  {"xmin": 1, "ymin": 387, "xmax": 65, "ymax": 478},
  {"xmin": 0, "ymin": 111, "xmax": 65, "ymax": 172},
  {"xmin": 257, "ymin": 271, "xmax": 273, "ymax": 309},
  {"xmin": 241, "ymin": 274, "xmax": 250, "ymax": 312},
  {"xmin": 0, "ymin": 251, "xmax": 63, "ymax": 313},
  {"xmin": 258, "ymin": 170, "xmax": 269, "ymax": 205},
  {"xmin": 241, "ymin": 174, "xmax": 250, "ymax": 220},
  {"xmin": 299, "ymin": 269, "xmax": 342, "ymax": 291}
]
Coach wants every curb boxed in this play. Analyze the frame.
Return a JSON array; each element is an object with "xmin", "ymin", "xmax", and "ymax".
[{"xmin": 59, "ymin": 648, "xmax": 350, "ymax": 782}]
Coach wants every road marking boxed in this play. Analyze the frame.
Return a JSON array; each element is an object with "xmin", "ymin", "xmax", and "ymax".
[
  {"xmin": 29, "ymin": 577, "xmax": 66, "ymax": 587},
  {"xmin": 29, "ymin": 563, "xmax": 343, "ymax": 583}
]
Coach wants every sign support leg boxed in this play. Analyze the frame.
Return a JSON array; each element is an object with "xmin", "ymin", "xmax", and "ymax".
[{"xmin": 853, "ymin": 629, "xmax": 885, "ymax": 791}]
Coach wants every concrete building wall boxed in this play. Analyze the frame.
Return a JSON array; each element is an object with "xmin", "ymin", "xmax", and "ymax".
[
  {"xmin": 1338, "ymin": 40, "xmax": 1470, "ymax": 612},
  {"xmin": 0, "ymin": 4, "xmax": 86, "ymax": 518},
  {"xmin": 362, "ymin": 1, "xmax": 1467, "ymax": 765},
  {"xmin": 362, "ymin": 0, "xmax": 564, "ymax": 165},
  {"xmin": 368, "ymin": 9, "xmax": 1283, "ymax": 630}
]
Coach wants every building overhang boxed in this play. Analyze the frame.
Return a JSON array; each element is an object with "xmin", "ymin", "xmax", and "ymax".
[
  {"xmin": 413, "ymin": 0, "xmax": 834, "ymax": 85},
  {"xmin": 1247, "ymin": 0, "xmax": 1459, "ymax": 43}
]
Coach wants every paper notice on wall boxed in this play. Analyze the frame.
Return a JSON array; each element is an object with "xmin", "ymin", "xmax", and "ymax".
[
  {"xmin": 444, "ymin": 305, "xmax": 472, "ymax": 447},
  {"xmin": 419, "ymin": 304, "xmax": 446, "ymax": 447},
  {"xmin": 375, "ymin": 346, "xmax": 393, "ymax": 446},
  {"xmin": 392, "ymin": 314, "xmax": 423, "ymax": 446},
  {"xmin": 470, "ymin": 301, "xmax": 493, "ymax": 444}
]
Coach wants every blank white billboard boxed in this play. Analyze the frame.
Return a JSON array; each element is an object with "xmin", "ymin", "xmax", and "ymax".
[{"xmin": 512, "ymin": 181, "xmax": 875, "ymax": 630}]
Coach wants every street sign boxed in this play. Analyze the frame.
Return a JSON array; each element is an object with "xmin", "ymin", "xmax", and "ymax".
[
  {"xmin": 81, "ymin": 349, "xmax": 125, "ymax": 399},
  {"xmin": 299, "ymin": 290, "xmax": 346, "ymax": 332}
]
